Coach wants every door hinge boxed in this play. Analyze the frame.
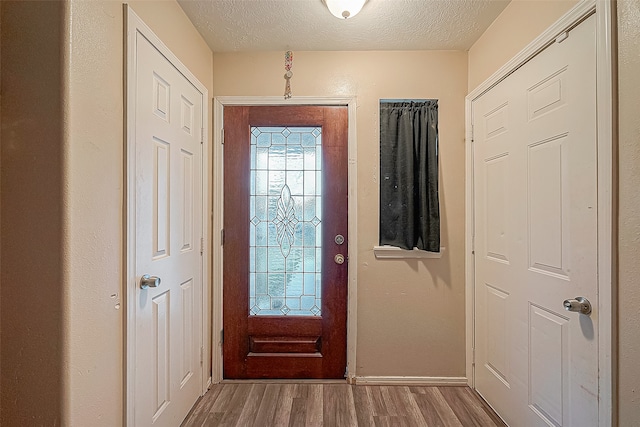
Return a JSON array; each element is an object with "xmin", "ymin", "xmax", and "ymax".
[
  {"xmin": 344, "ymin": 367, "xmax": 348, "ymax": 378},
  {"xmin": 200, "ymin": 237, "xmax": 204, "ymax": 255},
  {"xmin": 220, "ymin": 329, "xmax": 224, "ymax": 344},
  {"xmin": 555, "ymin": 31, "xmax": 568, "ymax": 44},
  {"xmin": 470, "ymin": 123, "xmax": 474, "ymax": 143},
  {"xmin": 471, "ymin": 234, "xmax": 475, "ymax": 255},
  {"xmin": 221, "ymin": 229, "xmax": 225, "ymax": 246},
  {"xmin": 200, "ymin": 346, "xmax": 204, "ymax": 366},
  {"xmin": 472, "ymin": 347, "xmax": 476, "ymax": 366},
  {"xmin": 221, "ymin": 128, "xmax": 225, "ymax": 145},
  {"xmin": 201, "ymin": 127, "xmax": 205, "ymax": 144}
]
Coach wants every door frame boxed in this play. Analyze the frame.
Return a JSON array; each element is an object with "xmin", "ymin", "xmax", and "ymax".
[
  {"xmin": 212, "ymin": 96, "xmax": 358, "ymax": 383},
  {"xmin": 464, "ymin": 0, "xmax": 616, "ymax": 425},
  {"xmin": 124, "ymin": 6, "xmax": 211, "ymax": 426}
]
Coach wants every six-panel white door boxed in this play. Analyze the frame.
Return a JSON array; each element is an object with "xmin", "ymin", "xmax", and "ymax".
[
  {"xmin": 473, "ymin": 14, "xmax": 598, "ymax": 426},
  {"xmin": 134, "ymin": 31, "xmax": 203, "ymax": 427}
]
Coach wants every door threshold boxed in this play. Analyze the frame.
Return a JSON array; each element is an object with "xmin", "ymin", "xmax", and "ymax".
[{"xmin": 221, "ymin": 379, "xmax": 348, "ymax": 384}]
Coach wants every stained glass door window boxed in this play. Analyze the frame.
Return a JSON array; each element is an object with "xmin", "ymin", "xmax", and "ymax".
[{"xmin": 249, "ymin": 126, "xmax": 322, "ymax": 316}]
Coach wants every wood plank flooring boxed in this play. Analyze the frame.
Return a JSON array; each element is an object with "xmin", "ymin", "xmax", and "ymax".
[{"xmin": 182, "ymin": 384, "xmax": 506, "ymax": 427}]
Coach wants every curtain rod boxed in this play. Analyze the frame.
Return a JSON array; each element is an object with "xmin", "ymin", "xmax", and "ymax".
[{"xmin": 380, "ymin": 99, "xmax": 437, "ymax": 103}]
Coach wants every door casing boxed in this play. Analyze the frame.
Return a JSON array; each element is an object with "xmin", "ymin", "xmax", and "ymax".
[
  {"xmin": 125, "ymin": 6, "xmax": 211, "ymax": 425},
  {"xmin": 464, "ymin": 0, "xmax": 616, "ymax": 425},
  {"xmin": 212, "ymin": 97, "xmax": 358, "ymax": 383}
]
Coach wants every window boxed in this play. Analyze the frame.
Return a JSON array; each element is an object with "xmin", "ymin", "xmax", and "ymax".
[
  {"xmin": 249, "ymin": 126, "xmax": 323, "ymax": 316},
  {"xmin": 378, "ymin": 100, "xmax": 440, "ymax": 254}
]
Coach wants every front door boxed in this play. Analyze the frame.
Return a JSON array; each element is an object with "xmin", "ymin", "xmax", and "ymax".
[
  {"xmin": 223, "ymin": 106, "xmax": 348, "ymax": 379},
  {"xmin": 132, "ymin": 22, "xmax": 204, "ymax": 426},
  {"xmin": 473, "ymin": 14, "xmax": 598, "ymax": 426}
]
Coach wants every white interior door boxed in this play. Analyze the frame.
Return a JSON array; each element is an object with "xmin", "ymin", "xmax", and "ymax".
[
  {"xmin": 473, "ymin": 14, "xmax": 598, "ymax": 426},
  {"xmin": 133, "ymin": 29, "xmax": 204, "ymax": 426}
]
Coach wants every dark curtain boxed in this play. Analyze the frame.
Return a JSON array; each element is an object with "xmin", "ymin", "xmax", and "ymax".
[{"xmin": 379, "ymin": 100, "xmax": 439, "ymax": 252}]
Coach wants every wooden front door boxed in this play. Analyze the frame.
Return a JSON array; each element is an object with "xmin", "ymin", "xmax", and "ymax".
[{"xmin": 223, "ymin": 105, "xmax": 348, "ymax": 379}]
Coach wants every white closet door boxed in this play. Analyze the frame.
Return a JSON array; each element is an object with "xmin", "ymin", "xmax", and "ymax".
[{"xmin": 473, "ymin": 14, "xmax": 598, "ymax": 427}]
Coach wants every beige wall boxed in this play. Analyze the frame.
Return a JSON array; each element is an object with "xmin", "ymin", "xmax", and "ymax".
[
  {"xmin": 1, "ymin": 1, "xmax": 213, "ymax": 425},
  {"xmin": 214, "ymin": 51, "xmax": 468, "ymax": 377},
  {"xmin": 617, "ymin": 1, "xmax": 640, "ymax": 423},
  {"xmin": 468, "ymin": 0, "xmax": 577, "ymax": 91},
  {"xmin": 1, "ymin": 2, "xmax": 65, "ymax": 424}
]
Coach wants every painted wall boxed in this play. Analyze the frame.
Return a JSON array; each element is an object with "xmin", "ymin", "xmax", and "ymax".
[
  {"xmin": 617, "ymin": 1, "xmax": 640, "ymax": 423},
  {"xmin": 468, "ymin": 0, "xmax": 578, "ymax": 91},
  {"xmin": 1, "ymin": 1, "xmax": 213, "ymax": 425},
  {"xmin": 1, "ymin": 2, "xmax": 65, "ymax": 424},
  {"xmin": 213, "ymin": 51, "xmax": 468, "ymax": 377},
  {"xmin": 469, "ymin": 0, "xmax": 640, "ymax": 422}
]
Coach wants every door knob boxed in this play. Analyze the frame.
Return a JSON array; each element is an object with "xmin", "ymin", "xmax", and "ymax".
[
  {"xmin": 334, "ymin": 254, "xmax": 345, "ymax": 265},
  {"xmin": 563, "ymin": 297, "xmax": 592, "ymax": 315},
  {"xmin": 140, "ymin": 274, "xmax": 161, "ymax": 289}
]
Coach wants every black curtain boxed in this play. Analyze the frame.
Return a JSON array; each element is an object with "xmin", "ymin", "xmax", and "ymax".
[{"xmin": 379, "ymin": 100, "xmax": 439, "ymax": 252}]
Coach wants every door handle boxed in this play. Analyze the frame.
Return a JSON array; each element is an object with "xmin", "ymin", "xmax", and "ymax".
[
  {"xmin": 334, "ymin": 254, "xmax": 345, "ymax": 265},
  {"xmin": 140, "ymin": 274, "xmax": 161, "ymax": 290},
  {"xmin": 563, "ymin": 297, "xmax": 592, "ymax": 315}
]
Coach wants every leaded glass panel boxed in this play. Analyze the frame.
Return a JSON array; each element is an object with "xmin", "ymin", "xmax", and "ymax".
[{"xmin": 249, "ymin": 126, "xmax": 322, "ymax": 316}]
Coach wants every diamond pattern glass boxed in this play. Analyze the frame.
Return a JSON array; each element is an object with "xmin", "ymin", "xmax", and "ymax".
[{"xmin": 249, "ymin": 127, "xmax": 322, "ymax": 316}]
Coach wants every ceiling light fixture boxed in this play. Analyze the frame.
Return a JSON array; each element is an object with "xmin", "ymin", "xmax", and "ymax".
[{"xmin": 323, "ymin": 0, "xmax": 367, "ymax": 19}]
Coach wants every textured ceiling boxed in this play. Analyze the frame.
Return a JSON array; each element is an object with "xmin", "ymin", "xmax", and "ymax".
[{"xmin": 178, "ymin": 0, "xmax": 511, "ymax": 52}]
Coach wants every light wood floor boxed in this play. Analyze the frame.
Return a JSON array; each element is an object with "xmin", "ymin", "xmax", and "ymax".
[{"xmin": 182, "ymin": 383, "xmax": 506, "ymax": 426}]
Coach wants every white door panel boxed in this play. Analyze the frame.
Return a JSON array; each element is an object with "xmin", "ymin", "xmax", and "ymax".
[
  {"xmin": 134, "ymin": 31, "xmax": 203, "ymax": 427},
  {"xmin": 474, "ymin": 14, "xmax": 598, "ymax": 427}
]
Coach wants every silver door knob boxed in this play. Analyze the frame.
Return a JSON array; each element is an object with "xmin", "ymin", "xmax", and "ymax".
[
  {"xmin": 563, "ymin": 297, "xmax": 592, "ymax": 315},
  {"xmin": 140, "ymin": 274, "xmax": 161, "ymax": 289},
  {"xmin": 334, "ymin": 254, "xmax": 345, "ymax": 265}
]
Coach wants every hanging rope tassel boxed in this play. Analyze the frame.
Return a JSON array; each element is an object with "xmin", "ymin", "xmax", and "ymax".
[{"xmin": 284, "ymin": 51, "xmax": 293, "ymax": 99}]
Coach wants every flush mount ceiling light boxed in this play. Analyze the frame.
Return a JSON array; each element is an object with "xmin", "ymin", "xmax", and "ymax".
[{"xmin": 323, "ymin": 0, "xmax": 367, "ymax": 19}]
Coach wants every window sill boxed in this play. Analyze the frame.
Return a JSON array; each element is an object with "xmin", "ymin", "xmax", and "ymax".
[{"xmin": 373, "ymin": 246, "xmax": 445, "ymax": 259}]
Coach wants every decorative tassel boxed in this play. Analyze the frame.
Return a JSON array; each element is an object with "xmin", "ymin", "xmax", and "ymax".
[{"xmin": 284, "ymin": 51, "xmax": 293, "ymax": 99}]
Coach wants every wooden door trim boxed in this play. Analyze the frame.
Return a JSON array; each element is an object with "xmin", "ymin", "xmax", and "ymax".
[
  {"xmin": 464, "ymin": 1, "xmax": 616, "ymax": 425},
  {"xmin": 124, "ymin": 6, "xmax": 211, "ymax": 426},
  {"xmin": 212, "ymin": 96, "xmax": 358, "ymax": 383}
]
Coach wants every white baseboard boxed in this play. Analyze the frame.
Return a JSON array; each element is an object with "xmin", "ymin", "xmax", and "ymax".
[{"xmin": 352, "ymin": 376, "xmax": 468, "ymax": 386}]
